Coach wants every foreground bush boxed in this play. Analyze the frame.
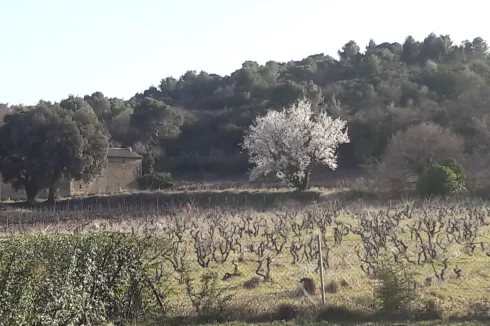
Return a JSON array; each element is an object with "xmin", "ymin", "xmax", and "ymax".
[
  {"xmin": 0, "ymin": 233, "xmax": 155, "ymax": 325},
  {"xmin": 137, "ymin": 172, "xmax": 174, "ymax": 190},
  {"xmin": 373, "ymin": 256, "xmax": 418, "ymax": 313}
]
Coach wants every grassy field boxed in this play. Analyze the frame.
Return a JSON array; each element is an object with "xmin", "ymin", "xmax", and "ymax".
[
  {"xmin": 3, "ymin": 186, "xmax": 335, "ymax": 209},
  {"xmin": 1, "ymin": 191, "xmax": 490, "ymax": 325}
]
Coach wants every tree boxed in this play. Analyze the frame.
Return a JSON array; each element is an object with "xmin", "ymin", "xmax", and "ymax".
[
  {"xmin": 0, "ymin": 101, "xmax": 109, "ymax": 203},
  {"xmin": 6, "ymin": 33, "xmax": 490, "ymax": 180},
  {"xmin": 373, "ymin": 122, "xmax": 464, "ymax": 194},
  {"xmin": 338, "ymin": 41, "xmax": 361, "ymax": 62},
  {"xmin": 84, "ymin": 91, "xmax": 112, "ymax": 120},
  {"xmin": 59, "ymin": 95, "xmax": 94, "ymax": 112},
  {"xmin": 241, "ymin": 99, "xmax": 350, "ymax": 190},
  {"xmin": 0, "ymin": 103, "xmax": 11, "ymax": 126},
  {"xmin": 130, "ymin": 97, "xmax": 184, "ymax": 153}
]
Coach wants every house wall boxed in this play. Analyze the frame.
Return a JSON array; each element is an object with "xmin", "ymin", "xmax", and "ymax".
[
  {"xmin": 56, "ymin": 179, "xmax": 72, "ymax": 198},
  {"xmin": 70, "ymin": 157, "xmax": 141, "ymax": 197},
  {"xmin": 1, "ymin": 182, "xmax": 26, "ymax": 201}
]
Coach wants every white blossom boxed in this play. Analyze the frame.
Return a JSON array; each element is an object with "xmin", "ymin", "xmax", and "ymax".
[{"xmin": 241, "ymin": 99, "xmax": 350, "ymax": 189}]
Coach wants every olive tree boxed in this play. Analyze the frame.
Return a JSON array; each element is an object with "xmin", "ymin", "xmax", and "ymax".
[
  {"xmin": 241, "ymin": 99, "xmax": 350, "ymax": 191},
  {"xmin": 0, "ymin": 101, "xmax": 109, "ymax": 203}
]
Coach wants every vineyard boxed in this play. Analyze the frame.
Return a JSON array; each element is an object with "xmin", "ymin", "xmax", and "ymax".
[{"xmin": 2, "ymin": 197, "xmax": 490, "ymax": 324}]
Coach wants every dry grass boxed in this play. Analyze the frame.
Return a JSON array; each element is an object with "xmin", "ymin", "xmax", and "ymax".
[
  {"xmin": 163, "ymin": 322, "xmax": 484, "ymax": 326},
  {"xmin": 1, "ymin": 196, "xmax": 490, "ymax": 323},
  {"xmin": 3, "ymin": 187, "xmax": 348, "ymax": 213},
  {"xmin": 135, "ymin": 319, "xmax": 486, "ymax": 326}
]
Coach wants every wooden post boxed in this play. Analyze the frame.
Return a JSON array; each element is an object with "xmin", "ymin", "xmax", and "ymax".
[{"xmin": 318, "ymin": 234, "xmax": 326, "ymax": 306}]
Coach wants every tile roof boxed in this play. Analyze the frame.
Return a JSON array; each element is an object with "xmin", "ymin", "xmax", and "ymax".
[{"xmin": 107, "ymin": 147, "xmax": 142, "ymax": 159}]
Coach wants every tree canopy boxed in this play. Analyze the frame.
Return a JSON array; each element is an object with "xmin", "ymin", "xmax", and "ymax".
[
  {"xmin": 2, "ymin": 33, "xmax": 490, "ymax": 181},
  {"xmin": 242, "ymin": 99, "xmax": 349, "ymax": 190},
  {"xmin": 0, "ymin": 101, "xmax": 109, "ymax": 202}
]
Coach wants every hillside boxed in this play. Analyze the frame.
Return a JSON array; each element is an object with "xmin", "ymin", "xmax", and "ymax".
[{"xmin": 2, "ymin": 33, "xmax": 490, "ymax": 179}]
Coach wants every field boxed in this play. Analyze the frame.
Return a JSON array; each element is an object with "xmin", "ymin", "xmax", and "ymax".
[
  {"xmin": 193, "ymin": 323, "xmax": 486, "ymax": 326},
  {"xmin": 2, "ymin": 188, "xmax": 490, "ymax": 325}
]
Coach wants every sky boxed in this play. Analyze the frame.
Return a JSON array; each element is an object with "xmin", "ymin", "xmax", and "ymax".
[{"xmin": 0, "ymin": 0, "xmax": 489, "ymax": 105}]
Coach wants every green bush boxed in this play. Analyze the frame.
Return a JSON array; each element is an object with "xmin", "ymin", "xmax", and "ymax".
[
  {"xmin": 137, "ymin": 172, "xmax": 174, "ymax": 190},
  {"xmin": 0, "ymin": 233, "xmax": 156, "ymax": 325},
  {"xmin": 416, "ymin": 163, "xmax": 465, "ymax": 197},
  {"xmin": 373, "ymin": 256, "xmax": 418, "ymax": 313},
  {"xmin": 442, "ymin": 158, "xmax": 465, "ymax": 185}
]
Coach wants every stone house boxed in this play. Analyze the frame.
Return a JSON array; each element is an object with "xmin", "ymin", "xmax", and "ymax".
[{"xmin": 0, "ymin": 147, "xmax": 143, "ymax": 201}]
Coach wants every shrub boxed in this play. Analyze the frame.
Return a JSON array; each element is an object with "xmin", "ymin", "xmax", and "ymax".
[
  {"xmin": 275, "ymin": 303, "xmax": 299, "ymax": 321},
  {"xmin": 243, "ymin": 277, "xmax": 260, "ymax": 289},
  {"xmin": 0, "ymin": 233, "xmax": 156, "ymax": 325},
  {"xmin": 416, "ymin": 163, "xmax": 465, "ymax": 197},
  {"xmin": 137, "ymin": 172, "xmax": 174, "ymax": 190},
  {"xmin": 326, "ymin": 280, "xmax": 340, "ymax": 294},
  {"xmin": 373, "ymin": 256, "xmax": 418, "ymax": 313},
  {"xmin": 442, "ymin": 158, "xmax": 466, "ymax": 186},
  {"xmin": 373, "ymin": 122, "xmax": 464, "ymax": 194},
  {"xmin": 184, "ymin": 271, "xmax": 234, "ymax": 322}
]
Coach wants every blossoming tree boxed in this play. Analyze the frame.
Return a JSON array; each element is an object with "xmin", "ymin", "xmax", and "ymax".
[{"xmin": 242, "ymin": 99, "xmax": 350, "ymax": 190}]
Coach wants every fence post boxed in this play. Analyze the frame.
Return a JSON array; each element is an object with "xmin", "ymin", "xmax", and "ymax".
[{"xmin": 318, "ymin": 234, "xmax": 326, "ymax": 306}]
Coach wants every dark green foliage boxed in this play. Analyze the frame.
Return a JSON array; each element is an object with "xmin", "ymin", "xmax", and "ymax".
[
  {"xmin": 129, "ymin": 97, "xmax": 184, "ymax": 149},
  {"xmin": 118, "ymin": 34, "xmax": 490, "ymax": 176},
  {"xmin": 142, "ymin": 152, "xmax": 156, "ymax": 174},
  {"xmin": 0, "ymin": 101, "xmax": 109, "ymax": 203},
  {"xmin": 0, "ymin": 233, "xmax": 155, "ymax": 325},
  {"xmin": 416, "ymin": 163, "xmax": 465, "ymax": 197},
  {"xmin": 4, "ymin": 33, "xmax": 490, "ymax": 177},
  {"xmin": 137, "ymin": 172, "xmax": 174, "ymax": 190}
]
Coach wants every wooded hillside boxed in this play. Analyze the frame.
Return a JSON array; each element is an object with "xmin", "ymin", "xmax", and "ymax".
[{"xmin": 3, "ymin": 33, "xmax": 490, "ymax": 179}]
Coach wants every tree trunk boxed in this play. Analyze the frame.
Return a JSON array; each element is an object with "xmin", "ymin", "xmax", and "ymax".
[
  {"xmin": 297, "ymin": 169, "xmax": 311, "ymax": 191},
  {"xmin": 24, "ymin": 182, "xmax": 40, "ymax": 205},
  {"xmin": 47, "ymin": 185, "xmax": 57, "ymax": 205}
]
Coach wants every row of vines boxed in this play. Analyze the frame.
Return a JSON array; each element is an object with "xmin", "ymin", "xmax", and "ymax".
[{"xmin": 1, "ymin": 199, "xmax": 490, "ymax": 324}]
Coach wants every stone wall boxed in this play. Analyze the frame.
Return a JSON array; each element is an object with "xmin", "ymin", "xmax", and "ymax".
[
  {"xmin": 0, "ymin": 182, "xmax": 25, "ymax": 201},
  {"xmin": 70, "ymin": 157, "xmax": 141, "ymax": 197}
]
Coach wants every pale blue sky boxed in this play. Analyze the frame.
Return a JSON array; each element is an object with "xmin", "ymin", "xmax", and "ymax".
[{"xmin": 0, "ymin": 0, "xmax": 488, "ymax": 105}]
